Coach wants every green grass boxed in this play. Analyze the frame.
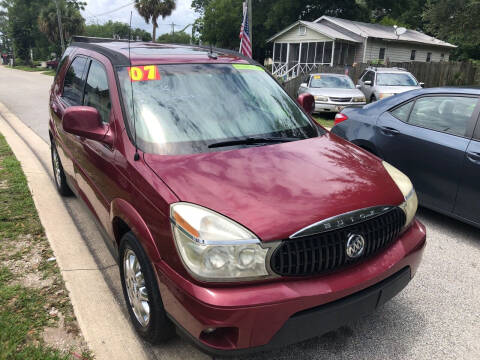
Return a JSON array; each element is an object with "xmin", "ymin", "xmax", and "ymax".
[
  {"xmin": 313, "ymin": 114, "xmax": 335, "ymax": 129},
  {"xmin": 41, "ymin": 70, "xmax": 56, "ymax": 76},
  {"xmin": 0, "ymin": 134, "xmax": 89, "ymax": 359}
]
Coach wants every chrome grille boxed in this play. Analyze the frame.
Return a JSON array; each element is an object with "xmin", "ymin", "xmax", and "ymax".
[
  {"xmin": 329, "ymin": 97, "xmax": 352, "ymax": 103},
  {"xmin": 270, "ymin": 208, "xmax": 406, "ymax": 277}
]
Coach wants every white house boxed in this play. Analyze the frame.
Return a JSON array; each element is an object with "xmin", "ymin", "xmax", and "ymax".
[{"xmin": 267, "ymin": 16, "xmax": 456, "ymax": 79}]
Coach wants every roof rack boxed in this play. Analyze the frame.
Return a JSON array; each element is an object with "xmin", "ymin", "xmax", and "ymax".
[{"xmin": 71, "ymin": 35, "xmax": 141, "ymax": 44}]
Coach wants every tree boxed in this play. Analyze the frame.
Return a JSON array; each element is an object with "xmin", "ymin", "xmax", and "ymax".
[
  {"xmin": 365, "ymin": 0, "xmax": 427, "ymax": 30},
  {"xmin": 38, "ymin": 0, "xmax": 85, "ymax": 54},
  {"xmin": 0, "ymin": 9, "xmax": 9, "ymax": 53},
  {"xmin": 134, "ymin": 0, "xmax": 176, "ymax": 41},
  {"xmin": 423, "ymin": 0, "xmax": 480, "ymax": 60},
  {"xmin": 85, "ymin": 21, "xmax": 152, "ymax": 41},
  {"xmin": 157, "ymin": 30, "xmax": 190, "ymax": 44}
]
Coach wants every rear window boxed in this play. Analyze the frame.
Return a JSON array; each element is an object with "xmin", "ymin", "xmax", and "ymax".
[{"xmin": 376, "ymin": 73, "xmax": 417, "ymax": 86}]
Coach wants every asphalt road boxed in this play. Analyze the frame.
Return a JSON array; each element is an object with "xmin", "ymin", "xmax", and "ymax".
[{"xmin": 0, "ymin": 65, "xmax": 479, "ymax": 360}]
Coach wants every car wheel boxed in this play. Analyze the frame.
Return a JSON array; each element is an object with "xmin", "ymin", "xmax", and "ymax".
[
  {"xmin": 51, "ymin": 143, "xmax": 72, "ymax": 196},
  {"xmin": 119, "ymin": 231, "xmax": 175, "ymax": 344}
]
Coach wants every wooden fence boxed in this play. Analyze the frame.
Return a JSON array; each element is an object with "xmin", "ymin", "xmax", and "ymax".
[{"xmin": 282, "ymin": 61, "xmax": 479, "ymax": 98}]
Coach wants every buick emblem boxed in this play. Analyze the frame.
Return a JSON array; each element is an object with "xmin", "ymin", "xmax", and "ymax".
[{"xmin": 346, "ymin": 234, "xmax": 365, "ymax": 258}]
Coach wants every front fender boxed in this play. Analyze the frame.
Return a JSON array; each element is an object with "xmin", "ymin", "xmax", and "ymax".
[{"xmin": 110, "ymin": 198, "xmax": 162, "ymax": 263}]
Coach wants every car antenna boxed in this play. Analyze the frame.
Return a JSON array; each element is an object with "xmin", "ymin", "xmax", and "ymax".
[{"xmin": 128, "ymin": 11, "xmax": 140, "ymax": 162}]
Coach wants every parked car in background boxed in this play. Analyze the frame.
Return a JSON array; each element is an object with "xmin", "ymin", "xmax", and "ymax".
[
  {"xmin": 49, "ymin": 37, "xmax": 426, "ymax": 355},
  {"xmin": 357, "ymin": 67, "xmax": 423, "ymax": 102},
  {"xmin": 46, "ymin": 58, "xmax": 59, "ymax": 69},
  {"xmin": 298, "ymin": 73, "xmax": 366, "ymax": 113},
  {"xmin": 331, "ymin": 87, "xmax": 480, "ymax": 228}
]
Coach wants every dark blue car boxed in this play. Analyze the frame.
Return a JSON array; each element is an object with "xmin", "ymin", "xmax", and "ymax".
[{"xmin": 331, "ymin": 87, "xmax": 480, "ymax": 228}]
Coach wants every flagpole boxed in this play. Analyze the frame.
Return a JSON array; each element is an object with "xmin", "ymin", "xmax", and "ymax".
[
  {"xmin": 239, "ymin": 2, "xmax": 246, "ymax": 52},
  {"xmin": 248, "ymin": 0, "xmax": 252, "ymax": 57}
]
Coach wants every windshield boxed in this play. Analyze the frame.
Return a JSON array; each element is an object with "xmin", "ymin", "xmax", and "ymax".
[
  {"xmin": 310, "ymin": 75, "xmax": 354, "ymax": 89},
  {"xmin": 118, "ymin": 64, "xmax": 320, "ymax": 155},
  {"xmin": 376, "ymin": 73, "xmax": 417, "ymax": 86}
]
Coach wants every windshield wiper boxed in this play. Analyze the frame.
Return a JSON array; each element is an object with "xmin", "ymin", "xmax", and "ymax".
[{"xmin": 208, "ymin": 136, "xmax": 305, "ymax": 149}]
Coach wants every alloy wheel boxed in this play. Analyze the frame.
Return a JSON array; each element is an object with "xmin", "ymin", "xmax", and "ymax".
[{"xmin": 123, "ymin": 248, "xmax": 150, "ymax": 327}]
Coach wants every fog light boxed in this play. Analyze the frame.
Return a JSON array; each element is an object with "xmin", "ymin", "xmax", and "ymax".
[{"xmin": 203, "ymin": 327, "xmax": 216, "ymax": 334}]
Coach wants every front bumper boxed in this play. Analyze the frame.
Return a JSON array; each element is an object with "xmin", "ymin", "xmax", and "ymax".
[
  {"xmin": 155, "ymin": 219, "xmax": 426, "ymax": 355},
  {"xmin": 315, "ymin": 101, "xmax": 366, "ymax": 113}
]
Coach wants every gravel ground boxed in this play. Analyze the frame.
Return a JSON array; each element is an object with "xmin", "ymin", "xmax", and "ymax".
[{"xmin": 0, "ymin": 66, "xmax": 479, "ymax": 360}]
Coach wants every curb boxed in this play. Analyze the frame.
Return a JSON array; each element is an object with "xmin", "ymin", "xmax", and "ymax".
[{"xmin": 0, "ymin": 102, "xmax": 150, "ymax": 360}]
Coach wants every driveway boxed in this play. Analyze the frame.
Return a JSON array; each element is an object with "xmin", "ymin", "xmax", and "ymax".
[{"xmin": 0, "ymin": 65, "xmax": 479, "ymax": 360}]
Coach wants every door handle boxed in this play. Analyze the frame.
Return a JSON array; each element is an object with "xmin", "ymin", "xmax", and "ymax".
[
  {"xmin": 379, "ymin": 126, "xmax": 400, "ymax": 135},
  {"xmin": 466, "ymin": 151, "xmax": 480, "ymax": 164}
]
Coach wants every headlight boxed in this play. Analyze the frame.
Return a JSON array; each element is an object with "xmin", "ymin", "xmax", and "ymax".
[
  {"xmin": 378, "ymin": 93, "xmax": 394, "ymax": 99},
  {"xmin": 170, "ymin": 203, "xmax": 272, "ymax": 281},
  {"xmin": 314, "ymin": 95, "xmax": 328, "ymax": 102},
  {"xmin": 353, "ymin": 96, "xmax": 366, "ymax": 103},
  {"xmin": 382, "ymin": 161, "xmax": 418, "ymax": 230}
]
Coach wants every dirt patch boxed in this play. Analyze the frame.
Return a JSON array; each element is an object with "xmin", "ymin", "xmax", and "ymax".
[
  {"xmin": 42, "ymin": 313, "xmax": 86, "ymax": 352},
  {"xmin": 0, "ymin": 179, "xmax": 7, "ymax": 189},
  {"xmin": 14, "ymin": 272, "xmax": 54, "ymax": 289}
]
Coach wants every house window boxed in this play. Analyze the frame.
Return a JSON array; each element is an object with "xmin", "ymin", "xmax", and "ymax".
[
  {"xmin": 426, "ymin": 52, "xmax": 432, "ymax": 62},
  {"xmin": 300, "ymin": 43, "xmax": 308, "ymax": 63},
  {"xmin": 410, "ymin": 50, "xmax": 416, "ymax": 61},
  {"xmin": 299, "ymin": 26, "xmax": 306, "ymax": 36},
  {"xmin": 307, "ymin": 42, "xmax": 316, "ymax": 63},
  {"xmin": 379, "ymin": 48, "xmax": 385, "ymax": 60},
  {"xmin": 440, "ymin": 53, "xmax": 445, "ymax": 62},
  {"xmin": 273, "ymin": 43, "xmax": 281, "ymax": 62}
]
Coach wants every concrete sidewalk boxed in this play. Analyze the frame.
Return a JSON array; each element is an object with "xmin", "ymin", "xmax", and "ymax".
[{"xmin": 0, "ymin": 101, "xmax": 150, "ymax": 360}]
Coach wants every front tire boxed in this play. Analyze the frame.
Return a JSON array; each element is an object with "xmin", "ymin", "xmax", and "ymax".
[
  {"xmin": 119, "ymin": 231, "xmax": 175, "ymax": 344},
  {"xmin": 51, "ymin": 142, "xmax": 72, "ymax": 196}
]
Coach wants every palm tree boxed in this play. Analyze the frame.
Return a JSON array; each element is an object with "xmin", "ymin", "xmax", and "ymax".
[
  {"xmin": 38, "ymin": 1, "xmax": 85, "ymax": 49},
  {"xmin": 135, "ymin": 0, "xmax": 176, "ymax": 42}
]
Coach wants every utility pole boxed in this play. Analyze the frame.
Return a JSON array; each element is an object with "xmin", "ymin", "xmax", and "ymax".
[
  {"xmin": 248, "ymin": 0, "xmax": 252, "ymax": 56},
  {"xmin": 170, "ymin": 22, "xmax": 176, "ymax": 36},
  {"xmin": 54, "ymin": 0, "xmax": 65, "ymax": 53}
]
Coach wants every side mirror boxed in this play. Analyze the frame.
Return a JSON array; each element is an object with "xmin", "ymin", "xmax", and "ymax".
[
  {"xmin": 419, "ymin": 82, "xmax": 425, "ymax": 88},
  {"xmin": 62, "ymin": 106, "xmax": 113, "ymax": 146},
  {"xmin": 300, "ymin": 83, "xmax": 308, "ymax": 88},
  {"xmin": 364, "ymin": 80, "xmax": 372, "ymax": 86},
  {"xmin": 356, "ymin": 84, "xmax": 361, "ymax": 89},
  {"xmin": 297, "ymin": 93, "xmax": 315, "ymax": 114}
]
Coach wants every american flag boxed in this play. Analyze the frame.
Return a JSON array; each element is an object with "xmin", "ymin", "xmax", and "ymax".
[{"xmin": 239, "ymin": 2, "xmax": 252, "ymax": 58}]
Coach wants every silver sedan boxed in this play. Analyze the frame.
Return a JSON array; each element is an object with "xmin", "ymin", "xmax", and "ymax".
[{"xmin": 298, "ymin": 73, "xmax": 366, "ymax": 113}]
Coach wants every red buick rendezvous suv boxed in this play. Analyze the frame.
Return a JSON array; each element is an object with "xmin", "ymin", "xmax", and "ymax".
[{"xmin": 49, "ymin": 37, "xmax": 426, "ymax": 355}]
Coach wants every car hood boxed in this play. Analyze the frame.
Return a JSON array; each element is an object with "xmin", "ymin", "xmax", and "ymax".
[
  {"xmin": 307, "ymin": 88, "xmax": 364, "ymax": 98},
  {"xmin": 376, "ymin": 85, "xmax": 421, "ymax": 94},
  {"xmin": 144, "ymin": 134, "xmax": 405, "ymax": 241}
]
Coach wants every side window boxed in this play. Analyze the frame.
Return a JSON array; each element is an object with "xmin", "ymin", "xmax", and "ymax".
[
  {"xmin": 62, "ymin": 57, "xmax": 88, "ymax": 105},
  {"xmin": 83, "ymin": 60, "xmax": 111, "ymax": 123},
  {"xmin": 390, "ymin": 101, "xmax": 414, "ymax": 122},
  {"xmin": 408, "ymin": 96, "xmax": 478, "ymax": 137},
  {"xmin": 363, "ymin": 71, "xmax": 374, "ymax": 83}
]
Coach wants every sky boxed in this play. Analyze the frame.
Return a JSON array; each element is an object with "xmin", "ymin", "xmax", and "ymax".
[{"xmin": 81, "ymin": 0, "xmax": 199, "ymax": 36}]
